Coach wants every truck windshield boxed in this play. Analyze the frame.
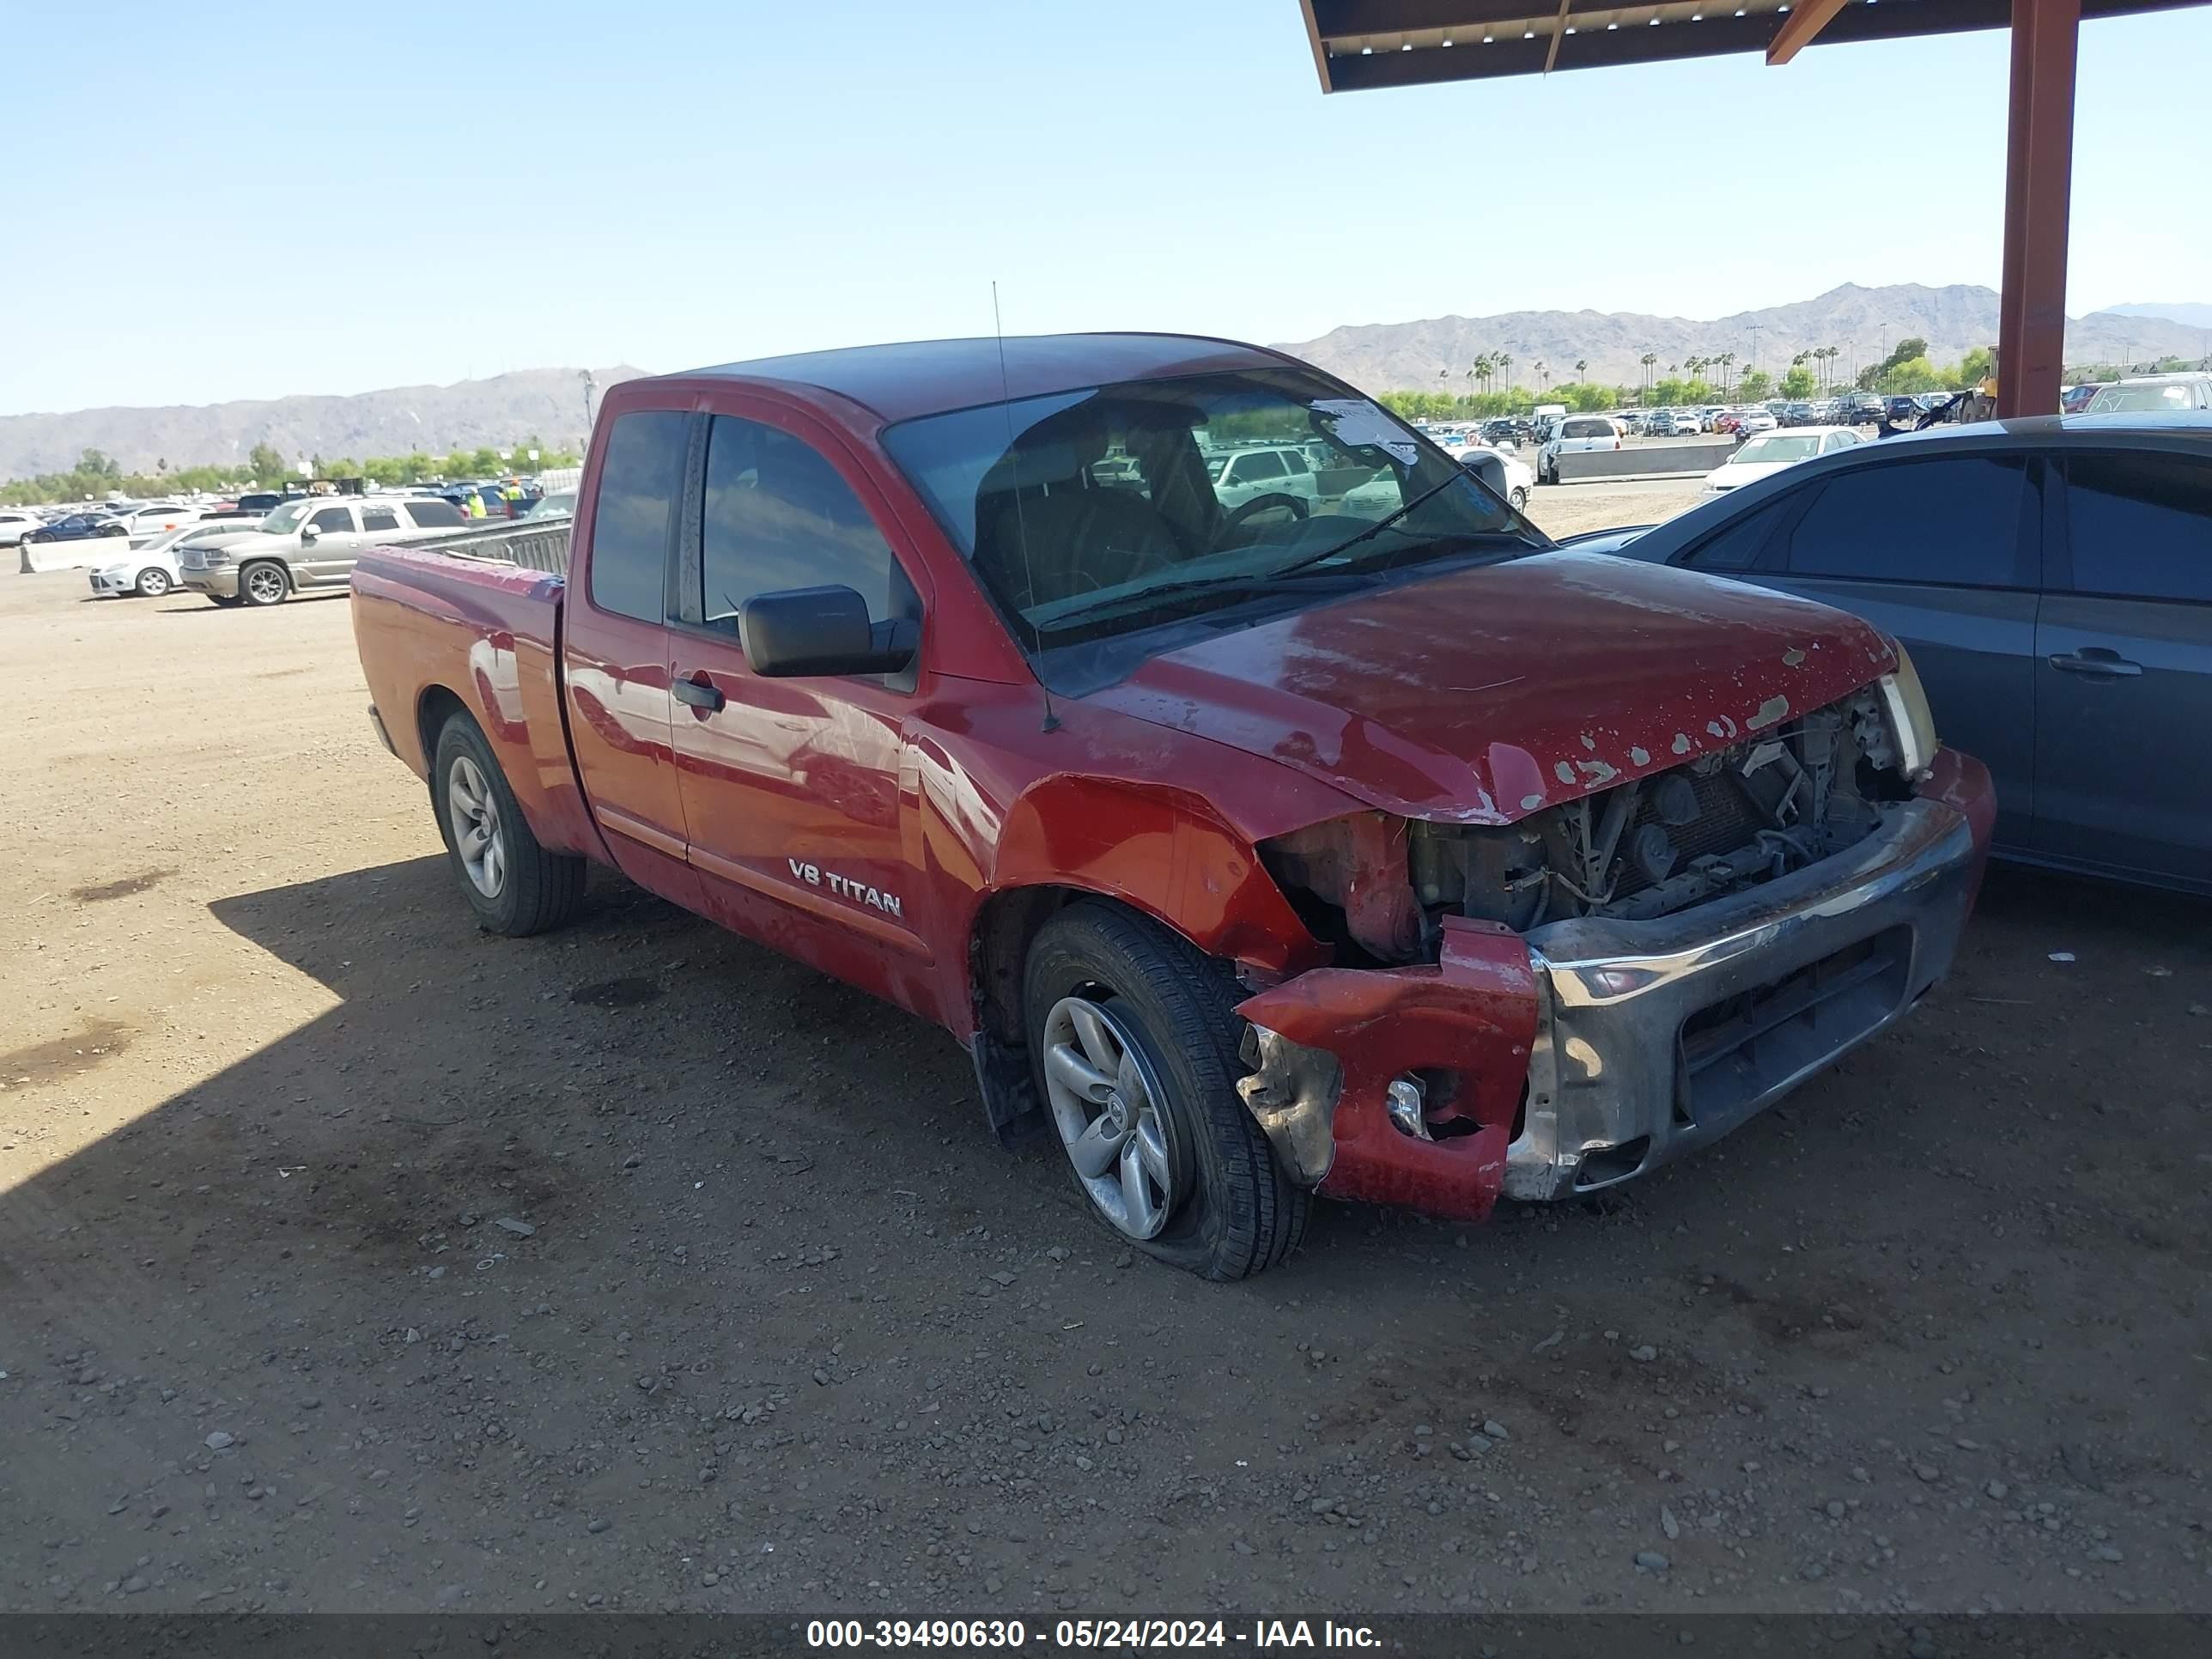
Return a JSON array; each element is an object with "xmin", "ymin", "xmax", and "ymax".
[
  {"xmin": 881, "ymin": 368, "xmax": 1543, "ymax": 665},
  {"xmin": 259, "ymin": 501, "xmax": 307, "ymax": 534}
]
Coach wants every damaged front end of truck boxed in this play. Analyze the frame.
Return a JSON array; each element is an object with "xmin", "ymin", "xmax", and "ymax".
[{"xmin": 1233, "ymin": 673, "xmax": 1994, "ymax": 1222}]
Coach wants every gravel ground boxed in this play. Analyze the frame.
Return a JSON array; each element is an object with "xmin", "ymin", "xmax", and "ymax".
[{"xmin": 2, "ymin": 563, "xmax": 2208, "ymax": 1621}]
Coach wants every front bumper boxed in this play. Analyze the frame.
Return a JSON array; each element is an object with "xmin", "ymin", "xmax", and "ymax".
[
  {"xmin": 1236, "ymin": 749, "xmax": 1993, "ymax": 1222},
  {"xmin": 180, "ymin": 564, "xmax": 240, "ymax": 598}
]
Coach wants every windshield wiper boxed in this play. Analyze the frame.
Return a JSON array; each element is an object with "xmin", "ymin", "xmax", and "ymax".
[
  {"xmin": 1261, "ymin": 472, "xmax": 1535, "ymax": 580},
  {"xmin": 1031, "ymin": 567, "xmax": 1370, "ymax": 635}
]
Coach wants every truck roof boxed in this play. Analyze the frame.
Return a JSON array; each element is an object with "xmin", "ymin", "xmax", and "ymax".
[{"xmin": 678, "ymin": 333, "xmax": 1293, "ymax": 426}]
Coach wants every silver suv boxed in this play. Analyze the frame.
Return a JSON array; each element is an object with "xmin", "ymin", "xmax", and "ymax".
[{"xmin": 179, "ymin": 495, "xmax": 468, "ymax": 606}]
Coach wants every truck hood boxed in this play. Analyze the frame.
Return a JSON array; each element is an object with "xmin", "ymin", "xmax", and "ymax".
[{"xmin": 1090, "ymin": 550, "xmax": 1899, "ymax": 824}]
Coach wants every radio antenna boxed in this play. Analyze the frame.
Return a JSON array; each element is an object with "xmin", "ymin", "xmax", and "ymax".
[{"xmin": 993, "ymin": 281, "xmax": 1057, "ymax": 732}]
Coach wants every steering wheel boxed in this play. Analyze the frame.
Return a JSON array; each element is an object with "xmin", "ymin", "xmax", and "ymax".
[{"xmin": 1211, "ymin": 491, "xmax": 1310, "ymax": 550}]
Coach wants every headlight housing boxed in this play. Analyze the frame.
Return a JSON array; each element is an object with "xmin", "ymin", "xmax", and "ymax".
[
  {"xmin": 1877, "ymin": 645, "xmax": 1938, "ymax": 781},
  {"xmin": 200, "ymin": 547, "xmax": 233, "ymax": 563}
]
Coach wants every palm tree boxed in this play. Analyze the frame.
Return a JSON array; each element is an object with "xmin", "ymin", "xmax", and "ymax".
[
  {"xmin": 1496, "ymin": 352, "xmax": 1514, "ymax": 397},
  {"xmin": 1821, "ymin": 344, "xmax": 1841, "ymax": 389},
  {"xmin": 1718, "ymin": 350, "xmax": 1736, "ymax": 393},
  {"xmin": 1533, "ymin": 358, "xmax": 1547, "ymax": 390},
  {"xmin": 1639, "ymin": 351, "xmax": 1657, "ymax": 392},
  {"xmin": 1575, "ymin": 358, "xmax": 1588, "ymax": 380}
]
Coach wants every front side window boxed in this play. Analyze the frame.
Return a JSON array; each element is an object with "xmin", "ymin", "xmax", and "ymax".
[
  {"xmin": 587, "ymin": 409, "xmax": 689, "ymax": 622},
  {"xmin": 308, "ymin": 507, "xmax": 354, "ymax": 534},
  {"xmin": 2064, "ymin": 452, "xmax": 2212, "ymax": 603},
  {"xmin": 700, "ymin": 415, "xmax": 902, "ymax": 628},
  {"xmin": 1783, "ymin": 456, "xmax": 2028, "ymax": 586},
  {"xmin": 881, "ymin": 368, "xmax": 1541, "ymax": 684}
]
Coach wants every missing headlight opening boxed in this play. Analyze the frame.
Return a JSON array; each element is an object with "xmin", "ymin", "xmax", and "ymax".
[{"xmin": 1260, "ymin": 690, "xmax": 1916, "ymax": 963}]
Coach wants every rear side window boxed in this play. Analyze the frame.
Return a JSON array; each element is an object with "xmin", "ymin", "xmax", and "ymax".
[
  {"xmin": 588, "ymin": 410, "xmax": 689, "ymax": 621},
  {"xmin": 2063, "ymin": 452, "xmax": 2212, "ymax": 603},
  {"xmin": 1228, "ymin": 451, "xmax": 1284, "ymax": 482},
  {"xmin": 1680, "ymin": 499, "xmax": 1789, "ymax": 573},
  {"xmin": 309, "ymin": 507, "xmax": 354, "ymax": 533},
  {"xmin": 1781, "ymin": 456, "xmax": 2028, "ymax": 587},
  {"xmin": 362, "ymin": 507, "xmax": 400, "ymax": 532},
  {"xmin": 403, "ymin": 500, "xmax": 464, "ymax": 528},
  {"xmin": 700, "ymin": 414, "xmax": 901, "ymax": 628}
]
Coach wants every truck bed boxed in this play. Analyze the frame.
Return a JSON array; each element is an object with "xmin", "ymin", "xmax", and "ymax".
[
  {"xmin": 349, "ymin": 542, "xmax": 600, "ymax": 861},
  {"xmin": 404, "ymin": 514, "xmax": 573, "ymax": 575}
]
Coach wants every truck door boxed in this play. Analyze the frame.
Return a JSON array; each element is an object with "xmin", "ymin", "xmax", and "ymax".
[
  {"xmin": 665, "ymin": 406, "xmax": 933, "ymax": 1002},
  {"xmin": 559, "ymin": 405, "xmax": 703, "ymax": 908}
]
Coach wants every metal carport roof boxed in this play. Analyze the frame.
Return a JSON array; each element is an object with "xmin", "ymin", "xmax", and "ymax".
[{"xmin": 1296, "ymin": 0, "xmax": 2209, "ymax": 418}]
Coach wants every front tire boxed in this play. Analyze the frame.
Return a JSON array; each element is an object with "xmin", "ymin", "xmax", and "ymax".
[
  {"xmin": 240, "ymin": 561, "xmax": 289, "ymax": 605},
  {"xmin": 1024, "ymin": 902, "xmax": 1307, "ymax": 1279},
  {"xmin": 1510, "ymin": 485, "xmax": 1530, "ymax": 511},
  {"xmin": 430, "ymin": 714, "xmax": 586, "ymax": 937},
  {"xmin": 135, "ymin": 568, "xmax": 171, "ymax": 598}
]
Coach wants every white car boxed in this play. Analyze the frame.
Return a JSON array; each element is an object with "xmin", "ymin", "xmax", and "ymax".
[
  {"xmin": 1647, "ymin": 410, "xmax": 1703, "ymax": 437},
  {"xmin": 87, "ymin": 522, "xmax": 243, "ymax": 598},
  {"xmin": 0, "ymin": 508, "xmax": 49, "ymax": 547},
  {"xmin": 1458, "ymin": 443, "xmax": 1534, "ymax": 511},
  {"xmin": 1202, "ymin": 446, "xmax": 1322, "ymax": 514},
  {"xmin": 1342, "ymin": 445, "xmax": 1534, "ymax": 514},
  {"xmin": 1537, "ymin": 415, "xmax": 1624, "ymax": 483},
  {"xmin": 1732, "ymin": 410, "xmax": 1779, "ymax": 438},
  {"xmin": 112, "ymin": 501, "xmax": 210, "ymax": 545},
  {"xmin": 1701, "ymin": 427, "xmax": 1863, "ymax": 494}
]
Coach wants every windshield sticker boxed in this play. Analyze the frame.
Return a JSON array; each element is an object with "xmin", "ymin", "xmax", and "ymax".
[{"xmin": 1311, "ymin": 399, "xmax": 1419, "ymax": 466}]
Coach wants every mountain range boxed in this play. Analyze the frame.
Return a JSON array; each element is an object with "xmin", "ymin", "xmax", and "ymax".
[
  {"xmin": 6, "ymin": 283, "xmax": 2209, "ymax": 480},
  {"xmin": 1276, "ymin": 283, "xmax": 2211, "ymax": 394},
  {"xmin": 0, "ymin": 367, "xmax": 647, "ymax": 481}
]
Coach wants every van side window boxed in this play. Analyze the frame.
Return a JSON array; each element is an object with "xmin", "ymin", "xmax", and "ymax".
[{"xmin": 587, "ymin": 410, "xmax": 690, "ymax": 622}]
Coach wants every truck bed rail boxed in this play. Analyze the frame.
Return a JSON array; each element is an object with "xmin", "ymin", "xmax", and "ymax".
[{"xmin": 407, "ymin": 515, "xmax": 573, "ymax": 576}]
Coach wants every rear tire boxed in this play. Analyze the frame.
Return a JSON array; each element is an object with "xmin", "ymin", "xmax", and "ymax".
[
  {"xmin": 1024, "ymin": 902, "xmax": 1307, "ymax": 1279},
  {"xmin": 240, "ymin": 561, "xmax": 289, "ymax": 606},
  {"xmin": 1510, "ymin": 485, "xmax": 1529, "ymax": 512},
  {"xmin": 430, "ymin": 713, "xmax": 586, "ymax": 937}
]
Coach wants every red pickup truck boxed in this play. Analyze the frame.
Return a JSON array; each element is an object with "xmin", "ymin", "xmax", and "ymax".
[{"xmin": 351, "ymin": 334, "xmax": 1994, "ymax": 1278}]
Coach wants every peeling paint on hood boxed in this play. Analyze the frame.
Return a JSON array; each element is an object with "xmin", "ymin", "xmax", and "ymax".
[{"xmin": 1091, "ymin": 551, "xmax": 1897, "ymax": 824}]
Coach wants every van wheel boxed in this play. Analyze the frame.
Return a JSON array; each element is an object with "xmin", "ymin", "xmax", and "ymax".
[
  {"xmin": 1024, "ymin": 902, "xmax": 1307, "ymax": 1279},
  {"xmin": 431, "ymin": 713, "xmax": 586, "ymax": 937},
  {"xmin": 240, "ymin": 562, "xmax": 289, "ymax": 605}
]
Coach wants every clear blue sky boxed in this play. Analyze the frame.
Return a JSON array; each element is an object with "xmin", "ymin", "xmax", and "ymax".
[{"xmin": 5, "ymin": 0, "xmax": 2207, "ymax": 415}]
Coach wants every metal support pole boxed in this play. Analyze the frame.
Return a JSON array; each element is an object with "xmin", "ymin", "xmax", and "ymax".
[{"xmin": 1996, "ymin": 0, "xmax": 2080, "ymax": 418}]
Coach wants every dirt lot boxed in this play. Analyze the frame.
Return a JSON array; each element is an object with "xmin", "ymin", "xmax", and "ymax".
[{"xmin": 3, "ymin": 550, "xmax": 2209, "ymax": 1623}]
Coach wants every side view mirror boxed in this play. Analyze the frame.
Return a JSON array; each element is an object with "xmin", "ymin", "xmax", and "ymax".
[
  {"xmin": 300, "ymin": 524, "xmax": 319, "ymax": 544},
  {"xmin": 740, "ymin": 585, "xmax": 916, "ymax": 678}
]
